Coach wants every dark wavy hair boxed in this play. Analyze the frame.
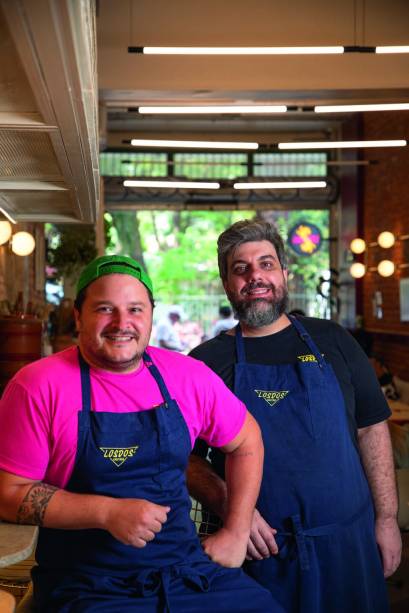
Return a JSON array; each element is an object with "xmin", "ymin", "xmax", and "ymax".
[{"xmin": 217, "ymin": 219, "xmax": 288, "ymax": 281}]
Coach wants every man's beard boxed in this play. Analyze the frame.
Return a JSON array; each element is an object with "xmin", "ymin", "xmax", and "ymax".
[{"xmin": 228, "ymin": 282, "xmax": 289, "ymax": 328}]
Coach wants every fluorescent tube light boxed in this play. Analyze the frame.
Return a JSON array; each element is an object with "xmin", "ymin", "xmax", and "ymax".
[
  {"xmin": 142, "ymin": 46, "xmax": 344, "ymax": 55},
  {"xmin": 278, "ymin": 140, "xmax": 407, "ymax": 150},
  {"xmin": 376, "ymin": 46, "xmax": 409, "ymax": 54},
  {"xmin": 130, "ymin": 138, "xmax": 259, "ymax": 150},
  {"xmin": 138, "ymin": 105, "xmax": 287, "ymax": 114},
  {"xmin": 233, "ymin": 181, "xmax": 327, "ymax": 189},
  {"xmin": 315, "ymin": 103, "xmax": 409, "ymax": 113},
  {"xmin": 123, "ymin": 180, "xmax": 220, "ymax": 189}
]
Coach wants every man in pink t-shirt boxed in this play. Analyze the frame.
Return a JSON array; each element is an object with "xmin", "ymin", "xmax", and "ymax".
[{"xmin": 0, "ymin": 255, "xmax": 279, "ymax": 613}]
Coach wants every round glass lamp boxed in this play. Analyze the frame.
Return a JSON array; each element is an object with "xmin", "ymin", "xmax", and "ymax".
[
  {"xmin": 377, "ymin": 259, "xmax": 395, "ymax": 277},
  {"xmin": 377, "ymin": 231, "xmax": 395, "ymax": 249},
  {"xmin": 350, "ymin": 262, "xmax": 366, "ymax": 279},
  {"xmin": 350, "ymin": 238, "xmax": 366, "ymax": 254},
  {"xmin": 0, "ymin": 221, "xmax": 12, "ymax": 245},
  {"xmin": 11, "ymin": 231, "xmax": 35, "ymax": 256}
]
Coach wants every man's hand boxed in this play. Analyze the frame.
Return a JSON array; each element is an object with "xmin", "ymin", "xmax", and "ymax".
[
  {"xmin": 202, "ymin": 526, "xmax": 248, "ymax": 567},
  {"xmin": 375, "ymin": 516, "xmax": 402, "ymax": 577},
  {"xmin": 246, "ymin": 508, "xmax": 278, "ymax": 560},
  {"xmin": 104, "ymin": 499, "xmax": 170, "ymax": 548}
]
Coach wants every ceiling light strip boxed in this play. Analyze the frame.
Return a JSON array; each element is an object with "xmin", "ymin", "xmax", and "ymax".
[
  {"xmin": 139, "ymin": 46, "xmax": 345, "ymax": 55},
  {"xmin": 376, "ymin": 46, "xmax": 409, "ymax": 54},
  {"xmin": 130, "ymin": 138, "xmax": 259, "ymax": 150},
  {"xmin": 129, "ymin": 45, "xmax": 409, "ymax": 55},
  {"xmin": 123, "ymin": 180, "xmax": 220, "ymax": 189},
  {"xmin": 315, "ymin": 103, "xmax": 409, "ymax": 113},
  {"xmin": 278, "ymin": 140, "xmax": 407, "ymax": 150},
  {"xmin": 138, "ymin": 105, "xmax": 287, "ymax": 114},
  {"xmin": 233, "ymin": 181, "xmax": 327, "ymax": 189}
]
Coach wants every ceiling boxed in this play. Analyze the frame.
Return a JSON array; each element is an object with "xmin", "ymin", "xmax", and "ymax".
[
  {"xmin": 1, "ymin": 0, "xmax": 409, "ymax": 220},
  {"xmin": 98, "ymin": 0, "xmax": 409, "ymax": 140},
  {"xmin": 96, "ymin": 0, "xmax": 409, "ymax": 210},
  {"xmin": 0, "ymin": 0, "xmax": 99, "ymax": 224}
]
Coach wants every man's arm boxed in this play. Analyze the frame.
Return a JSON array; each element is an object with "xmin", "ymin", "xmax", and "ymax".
[
  {"xmin": 187, "ymin": 452, "xmax": 278, "ymax": 562},
  {"xmin": 0, "ymin": 470, "xmax": 170, "ymax": 548},
  {"xmin": 357, "ymin": 420, "xmax": 402, "ymax": 577},
  {"xmin": 188, "ymin": 412, "xmax": 266, "ymax": 567}
]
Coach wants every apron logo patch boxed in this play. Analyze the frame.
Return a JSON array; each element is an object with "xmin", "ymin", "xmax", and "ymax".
[
  {"xmin": 297, "ymin": 354, "xmax": 317, "ymax": 362},
  {"xmin": 254, "ymin": 390, "xmax": 289, "ymax": 406},
  {"xmin": 99, "ymin": 446, "xmax": 139, "ymax": 467}
]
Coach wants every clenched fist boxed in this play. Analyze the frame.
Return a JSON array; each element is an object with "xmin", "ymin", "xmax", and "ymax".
[{"xmin": 104, "ymin": 498, "xmax": 170, "ymax": 547}]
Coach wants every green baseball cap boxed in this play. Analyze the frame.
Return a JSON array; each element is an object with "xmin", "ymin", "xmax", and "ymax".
[{"xmin": 76, "ymin": 255, "xmax": 153, "ymax": 295}]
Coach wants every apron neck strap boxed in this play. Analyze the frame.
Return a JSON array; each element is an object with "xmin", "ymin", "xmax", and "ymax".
[
  {"xmin": 143, "ymin": 351, "xmax": 172, "ymax": 405},
  {"xmin": 234, "ymin": 324, "xmax": 246, "ymax": 363},
  {"xmin": 77, "ymin": 349, "xmax": 174, "ymax": 411},
  {"xmin": 235, "ymin": 316, "xmax": 325, "ymax": 367},
  {"xmin": 288, "ymin": 315, "xmax": 325, "ymax": 366},
  {"xmin": 78, "ymin": 348, "xmax": 92, "ymax": 412}
]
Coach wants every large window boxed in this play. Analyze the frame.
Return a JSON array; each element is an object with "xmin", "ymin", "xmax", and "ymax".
[
  {"xmin": 100, "ymin": 152, "xmax": 168, "ymax": 177},
  {"xmin": 100, "ymin": 151, "xmax": 327, "ymax": 179},
  {"xmin": 253, "ymin": 152, "xmax": 327, "ymax": 177},
  {"xmin": 173, "ymin": 153, "xmax": 248, "ymax": 179}
]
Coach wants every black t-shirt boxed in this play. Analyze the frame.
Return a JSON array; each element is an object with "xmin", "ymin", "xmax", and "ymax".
[{"xmin": 190, "ymin": 316, "xmax": 390, "ymax": 477}]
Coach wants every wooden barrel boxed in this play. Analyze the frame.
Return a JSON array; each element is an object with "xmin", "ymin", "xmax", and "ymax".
[{"xmin": 0, "ymin": 316, "xmax": 42, "ymax": 394}]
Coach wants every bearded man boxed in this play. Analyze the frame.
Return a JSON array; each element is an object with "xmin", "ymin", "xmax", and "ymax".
[{"xmin": 188, "ymin": 219, "xmax": 401, "ymax": 613}]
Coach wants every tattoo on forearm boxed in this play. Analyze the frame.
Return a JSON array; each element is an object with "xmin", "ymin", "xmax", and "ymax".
[{"xmin": 17, "ymin": 483, "xmax": 58, "ymax": 526}]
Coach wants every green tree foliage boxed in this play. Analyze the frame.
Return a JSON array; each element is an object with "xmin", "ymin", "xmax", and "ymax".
[
  {"xmin": 47, "ymin": 224, "xmax": 97, "ymax": 278},
  {"xmin": 106, "ymin": 209, "xmax": 329, "ymax": 302}
]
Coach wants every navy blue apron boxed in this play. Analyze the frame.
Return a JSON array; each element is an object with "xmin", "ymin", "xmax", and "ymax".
[
  {"xmin": 235, "ymin": 317, "xmax": 389, "ymax": 613},
  {"xmin": 32, "ymin": 350, "xmax": 278, "ymax": 613}
]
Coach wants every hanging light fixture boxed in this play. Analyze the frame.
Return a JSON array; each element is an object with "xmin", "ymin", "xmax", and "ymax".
[
  {"xmin": 377, "ymin": 260, "xmax": 395, "ymax": 277},
  {"xmin": 377, "ymin": 231, "xmax": 395, "ymax": 248},
  {"xmin": 350, "ymin": 238, "xmax": 366, "ymax": 254},
  {"xmin": 10, "ymin": 231, "xmax": 36, "ymax": 256},
  {"xmin": 0, "ymin": 221, "xmax": 13, "ymax": 245},
  {"xmin": 350, "ymin": 262, "xmax": 366, "ymax": 279}
]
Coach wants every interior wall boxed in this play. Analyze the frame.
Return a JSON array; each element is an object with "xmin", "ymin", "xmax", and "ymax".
[
  {"xmin": 359, "ymin": 111, "xmax": 409, "ymax": 378},
  {"xmin": 0, "ymin": 222, "xmax": 43, "ymax": 316}
]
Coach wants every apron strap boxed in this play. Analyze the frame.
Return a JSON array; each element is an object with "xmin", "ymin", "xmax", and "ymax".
[
  {"xmin": 129, "ymin": 563, "xmax": 214, "ymax": 612},
  {"xmin": 143, "ymin": 351, "xmax": 172, "ymax": 406},
  {"xmin": 234, "ymin": 324, "xmax": 247, "ymax": 363},
  {"xmin": 288, "ymin": 315, "xmax": 325, "ymax": 368},
  {"xmin": 236, "ymin": 317, "xmax": 325, "ymax": 367},
  {"xmin": 277, "ymin": 497, "xmax": 371, "ymax": 571},
  {"xmin": 77, "ymin": 348, "xmax": 92, "ymax": 412}
]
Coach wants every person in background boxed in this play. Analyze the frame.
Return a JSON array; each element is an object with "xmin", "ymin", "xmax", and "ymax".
[
  {"xmin": 0, "ymin": 255, "xmax": 281, "ymax": 612},
  {"xmin": 188, "ymin": 219, "xmax": 401, "ymax": 613},
  {"xmin": 212, "ymin": 304, "xmax": 237, "ymax": 337},
  {"xmin": 156, "ymin": 305, "xmax": 185, "ymax": 351}
]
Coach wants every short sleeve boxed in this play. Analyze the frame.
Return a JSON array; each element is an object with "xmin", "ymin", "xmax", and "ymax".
[
  {"xmin": 195, "ymin": 362, "xmax": 247, "ymax": 447},
  {"xmin": 335, "ymin": 326, "xmax": 391, "ymax": 428},
  {"xmin": 0, "ymin": 380, "xmax": 51, "ymax": 480}
]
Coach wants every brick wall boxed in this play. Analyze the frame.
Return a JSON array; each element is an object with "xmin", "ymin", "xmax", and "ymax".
[{"xmin": 359, "ymin": 111, "xmax": 409, "ymax": 379}]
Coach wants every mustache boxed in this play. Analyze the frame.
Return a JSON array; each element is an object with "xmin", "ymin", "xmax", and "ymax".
[
  {"xmin": 240, "ymin": 281, "xmax": 275, "ymax": 296},
  {"xmin": 102, "ymin": 328, "xmax": 138, "ymax": 339}
]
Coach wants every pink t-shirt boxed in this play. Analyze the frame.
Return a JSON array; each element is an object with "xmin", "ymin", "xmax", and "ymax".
[{"xmin": 0, "ymin": 346, "xmax": 246, "ymax": 488}]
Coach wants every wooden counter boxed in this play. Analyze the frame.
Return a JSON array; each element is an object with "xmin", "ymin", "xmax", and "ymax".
[{"xmin": 0, "ymin": 522, "xmax": 38, "ymax": 568}]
